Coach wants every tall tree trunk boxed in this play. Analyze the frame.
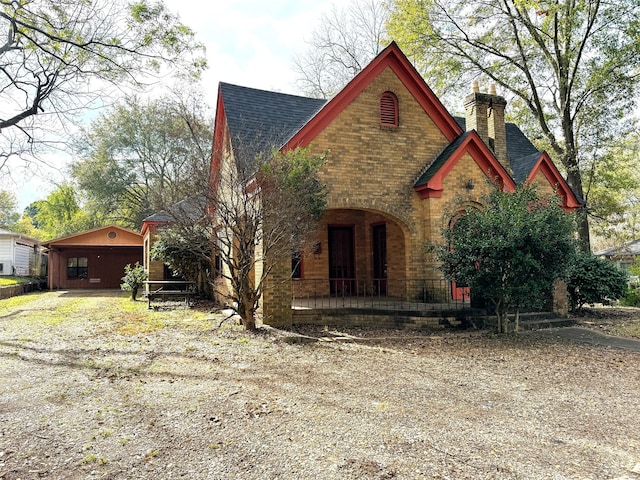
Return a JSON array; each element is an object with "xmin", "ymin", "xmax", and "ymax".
[{"xmin": 565, "ymin": 162, "xmax": 591, "ymax": 252}]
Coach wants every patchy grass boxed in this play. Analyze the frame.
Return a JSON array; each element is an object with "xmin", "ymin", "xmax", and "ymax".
[
  {"xmin": 0, "ymin": 276, "xmax": 35, "ymax": 286},
  {"xmin": 1, "ymin": 291, "xmax": 639, "ymax": 479}
]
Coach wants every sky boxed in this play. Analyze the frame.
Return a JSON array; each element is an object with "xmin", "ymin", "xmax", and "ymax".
[{"xmin": 9, "ymin": 0, "xmax": 339, "ymax": 211}]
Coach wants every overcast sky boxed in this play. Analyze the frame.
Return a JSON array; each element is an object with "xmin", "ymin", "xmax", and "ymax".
[{"xmin": 10, "ymin": 0, "xmax": 338, "ymax": 211}]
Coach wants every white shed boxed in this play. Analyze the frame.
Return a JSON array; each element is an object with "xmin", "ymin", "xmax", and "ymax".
[{"xmin": 0, "ymin": 228, "xmax": 43, "ymax": 276}]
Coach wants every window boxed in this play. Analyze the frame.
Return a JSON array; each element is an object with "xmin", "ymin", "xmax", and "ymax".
[
  {"xmin": 67, "ymin": 257, "xmax": 88, "ymax": 279},
  {"xmin": 380, "ymin": 91, "xmax": 399, "ymax": 127},
  {"xmin": 214, "ymin": 252, "xmax": 223, "ymax": 278},
  {"xmin": 292, "ymin": 252, "xmax": 303, "ymax": 279}
]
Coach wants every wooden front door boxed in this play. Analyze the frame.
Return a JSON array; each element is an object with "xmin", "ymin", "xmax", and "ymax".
[
  {"xmin": 372, "ymin": 224, "xmax": 387, "ymax": 295},
  {"xmin": 328, "ymin": 226, "xmax": 354, "ymax": 294}
]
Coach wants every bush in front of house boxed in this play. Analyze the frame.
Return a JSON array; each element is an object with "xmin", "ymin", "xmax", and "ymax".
[
  {"xmin": 120, "ymin": 262, "xmax": 147, "ymax": 301},
  {"xmin": 566, "ymin": 252, "xmax": 628, "ymax": 312}
]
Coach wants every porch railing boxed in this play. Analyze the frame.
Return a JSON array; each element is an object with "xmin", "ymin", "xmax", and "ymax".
[{"xmin": 292, "ymin": 278, "xmax": 472, "ymax": 311}]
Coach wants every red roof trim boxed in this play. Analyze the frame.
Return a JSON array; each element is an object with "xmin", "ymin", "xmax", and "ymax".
[
  {"xmin": 282, "ymin": 42, "xmax": 462, "ymax": 150},
  {"xmin": 140, "ymin": 220, "xmax": 169, "ymax": 236},
  {"xmin": 206, "ymin": 85, "xmax": 229, "ymax": 215},
  {"xmin": 414, "ymin": 131, "xmax": 516, "ymax": 199},
  {"xmin": 527, "ymin": 152, "xmax": 582, "ymax": 211}
]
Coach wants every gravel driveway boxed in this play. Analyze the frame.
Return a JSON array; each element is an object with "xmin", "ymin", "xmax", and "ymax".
[{"xmin": 1, "ymin": 290, "xmax": 639, "ymax": 479}]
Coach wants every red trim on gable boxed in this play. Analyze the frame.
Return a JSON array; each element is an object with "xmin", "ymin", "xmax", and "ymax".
[
  {"xmin": 527, "ymin": 152, "xmax": 582, "ymax": 211},
  {"xmin": 414, "ymin": 131, "xmax": 516, "ymax": 199},
  {"xmin": 141, "ymin": 220, "xmax": 168, "ymax": 237},
  {"xmin": 207, "ymin": 85, "xmax": 229, "ymax": 215},
  {"xmin": 282, "ymin": 42, "xmax": 462, "ymax": 151}
]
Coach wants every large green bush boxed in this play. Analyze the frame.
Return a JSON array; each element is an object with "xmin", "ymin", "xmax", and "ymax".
[{"xmin": 566, "ymin": 252, "xmax": 627, "ymax": 312}]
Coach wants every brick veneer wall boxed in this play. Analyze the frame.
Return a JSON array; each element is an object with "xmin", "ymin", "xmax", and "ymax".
[
  {"xmin": 260, "ymin": 68, "xmax": 504, "ymax": 325},
  {"xmin": 306, "ymin": 68, "xmax": 457, "ymax": 279}
]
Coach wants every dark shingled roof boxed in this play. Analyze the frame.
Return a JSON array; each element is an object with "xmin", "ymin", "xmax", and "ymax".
[
  {"xmin": 453, "ymin": 117, "xmax": 541, "ymax": 180},
  {"xmin": 414, "ymin": 131, "xmax": 472, "ymax": 186},
  {"xmin": 415, "ymin": 119, "xmax": 542, "ymax": 188},
  {"xmin": 511, "ymin": 152, "xmax": 542, "ymax": 184},
  {"xmin": 220, "ymin": 83, "xmax": 327, "ymax": 163},
  {"xmin": 143, "ymin": 194, "xmax": 207, "ymax": 223}
]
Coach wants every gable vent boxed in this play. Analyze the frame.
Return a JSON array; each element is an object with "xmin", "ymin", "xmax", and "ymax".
[{"xmin": 380, "ymin": 91, "xmax": 398, "ymax": 127}]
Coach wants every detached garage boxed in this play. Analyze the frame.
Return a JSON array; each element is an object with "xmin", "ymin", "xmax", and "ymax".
[{"xmin": 43, "ymin": 225, "xmax": 143, "ymax": 290}]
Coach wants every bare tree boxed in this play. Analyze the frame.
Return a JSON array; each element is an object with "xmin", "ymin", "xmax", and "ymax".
[
  {"xmin": 293, "ymin": 0, "xmax": 389, "ymax": 98},
  {"xmin": 153, "ymin": 144, "xmax": 327, "ymax": 331},
  {"xmin": 0, "ymin": 0, "xmax": 205, "ymax": 174}
]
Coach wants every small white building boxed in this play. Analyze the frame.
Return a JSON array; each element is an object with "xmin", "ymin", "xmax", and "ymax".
[{"xmin": 0, "ymin": 228, "xmax": 45, "ymax": 277}]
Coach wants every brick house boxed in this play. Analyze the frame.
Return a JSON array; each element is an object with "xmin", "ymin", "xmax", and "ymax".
[{"xmin": 176, "ymin": 42, "xmax": 581, "ymax": 326}]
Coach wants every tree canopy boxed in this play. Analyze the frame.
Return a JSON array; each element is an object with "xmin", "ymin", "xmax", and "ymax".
[
  {"xmin": 0, "ymin": 189, "xmax": 18, "ymax": 226},
  {"xmin": 586, "ymin": 133, "xmax": 640, "ymax": 246},
  {"xmin": 0, "ymin": 0, "xmax": 206, "ymax": 175},
  {"xmin": 388, "ymin": 0, "xmax": 640, "ymax": 249},
  {"xmin": 71, "ymin": 92, "xmax": 212, "ymax": 229},
  {"xmin": 436, "ymin": 185, "xmax": 576, "ymax": 333}
]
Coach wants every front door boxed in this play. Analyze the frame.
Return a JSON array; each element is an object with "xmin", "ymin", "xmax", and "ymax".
[
  {"xmin": 372, "ymin": 224, "xmax": 387, "ymax": 295},
  {"xmin": 328, "ymin": 226, "xmax": 354, "ymax": 294}
]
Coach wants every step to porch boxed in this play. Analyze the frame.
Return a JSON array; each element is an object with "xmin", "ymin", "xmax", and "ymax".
[{"xmin": 290, "ymin": 308, "xmax": 575, "ymax": 331}]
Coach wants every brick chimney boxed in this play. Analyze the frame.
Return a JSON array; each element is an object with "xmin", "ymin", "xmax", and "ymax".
[{"xmin": 464, "ymin": 82, "xmax": 509, "ymax": 172}]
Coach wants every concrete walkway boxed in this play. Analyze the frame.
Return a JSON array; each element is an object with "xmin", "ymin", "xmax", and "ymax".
[{"xmin": 529, "ymin": 326, "xmax": 640, "ymax": 352}]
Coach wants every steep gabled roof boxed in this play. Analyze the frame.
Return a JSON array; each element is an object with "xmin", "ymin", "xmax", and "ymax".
[
  {"xmin": 454, "ymin": 117, "xmax": 540, "ymax": 180},
  {"xmin": 284, "ymin": 41, "xmax": 463, "ymax": 149},
  {"xmin": 525, "ymin": 152, "xmax": 584, "ymax": 209},
  {"xmin": 414, "ymin": 130, "xmax": 516, "ymax": 198},
  {"xmin": 219, "ymin": 82, "xmax": 326, "ymax": 161},
  {"xmin": 451, "ymin": 117, "xmax": 582, "ymax": 207}
]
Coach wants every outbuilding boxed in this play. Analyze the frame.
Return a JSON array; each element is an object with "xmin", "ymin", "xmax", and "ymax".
[
  {"xmin": 0, "ymin": 228, "xmax": 44, "ymax": 277},
  {"xmin": 42, "ymin": 225, "xmax": 143, "ymax": 289}
]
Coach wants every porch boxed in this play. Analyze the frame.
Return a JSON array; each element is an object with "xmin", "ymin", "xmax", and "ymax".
[{"xmin": 290, "ymin": 278, "xmax": 486, "ymax": 330}]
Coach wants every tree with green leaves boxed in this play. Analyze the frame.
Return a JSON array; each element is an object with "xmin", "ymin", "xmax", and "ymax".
[
  {"xmin": 72, "ymin": 92, "xmax": 212, "ymax": 229},
  {"xmin": 0, "ymin": 0, "xmax": 205, "ymax": 175},
  {"xmin": 155, "ymin": 146, "xmax": 327, "ymax": 331},
  {"xmin": 31, "ymin": 183, "xmax": 92, "ymax": 239},
  {"xmin": 436, "ymin": 186, "xmax": 576, "ymax": 333},
  {"xmin": 0, "ymin": 189, "xmax": 19, "ymax": 226},
  {"xmin": 587, "ymin": 133, "xmax": 640, "ymax": 246},
  {"xmin": 388, "ymin": 0, "xmax": 640, "ymax": 250}
]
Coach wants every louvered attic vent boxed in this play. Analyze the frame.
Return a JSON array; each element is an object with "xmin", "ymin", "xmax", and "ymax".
[{"xmin": 380, "ymin": 91, "xmax": 398, "ymax": 127}]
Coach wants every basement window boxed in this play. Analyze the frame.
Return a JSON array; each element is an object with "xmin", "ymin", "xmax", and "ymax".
[{"xmin": 380, "ymin": 91, "xmax": 399, "ymax": 127}]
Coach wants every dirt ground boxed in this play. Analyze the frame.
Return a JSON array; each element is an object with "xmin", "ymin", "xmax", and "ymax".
[{"xmin": 1, "ymin": 290, "xmax": 639, "ymax": 480}]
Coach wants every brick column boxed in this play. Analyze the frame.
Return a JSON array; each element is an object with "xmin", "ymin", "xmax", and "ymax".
[{"xmin": 262, "ymin": 256, "xmax": 292, "ymax": 327}]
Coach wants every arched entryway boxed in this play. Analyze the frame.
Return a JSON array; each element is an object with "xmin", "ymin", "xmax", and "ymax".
[{"xmin": 294, "ymin": 208, "xmax": 409, "ymax": 300}]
